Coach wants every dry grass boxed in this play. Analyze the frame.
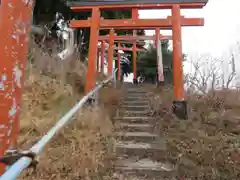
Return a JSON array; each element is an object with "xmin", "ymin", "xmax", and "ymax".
[
  {"xmin": 17, "ymin": 40, "xmax": 121, "ymax": 179},
  {"xmin": 27, "ymin": 38, "xmax": 87, "ymax": 95},
  {"xmin": 20, "ymin": 107, "xmax": 115, "ymax": 180},
  {"xmin": 147, "ymin": 85, "xmax": 240, "ymax": 179},
  {"xmin": 99, "ymin": 83, "xmax": 122, "ymax": 119},
  {"xmin": 19, "ymin": 71, "xmax": 75, "ymax": 149}
]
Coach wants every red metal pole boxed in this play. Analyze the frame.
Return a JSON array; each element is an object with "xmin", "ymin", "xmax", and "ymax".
[
  {"xmin": 108, "ymin": 29, "xmax": 114, "ymax": 75},
  {"xmin": 0, "ymin": 0, "xmax": 34, "ymax": 174},
  {"xmin": 101, "ymin": 40, "xmax": 105, "ymax": 72},
  {"xmin": 172, "ymin": 5, "xmax": 187, "ymax": 119},
  {"xmin": 132, "ymin": 8, "xmax": 138, "ymax": 84},
  {"xmin": 117, "ymin": 43, "xmax": 121, "ymax": 81},
  {"xmin": 85, "ymin": 8, "xmax": 100, "ymax": 94}
]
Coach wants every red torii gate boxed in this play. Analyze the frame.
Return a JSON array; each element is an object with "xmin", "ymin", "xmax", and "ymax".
[
  {"xmin": 68, "ymin": 0, "xmax": 207, "ymax": 120},
  {"xmin": 98, "ymin": 41, "xmax": 146, "ymax": 81},
  {"xmin": 99, "ymin": 33, "xmax": 172, "ymax": 84},
  {"xmin": 98, "ymin": 28, "xmax": 147, "ymax": 80},
  {"xmin": 118, "ymin": 43, "xmax": 146, "ymax": 82},
  {"xmin": 116, "ymin": 44, "xmax": 146, "ymax": 82},
  {"xmin": 97, "ymin": 41, "xmax": 145, "ymax": 78},
  {"xmin": 70, "ymin": 13, "xmax": 204, "ymax": 91},
  {"xmin": 71, "ymin": 14, "xmax": 203, "ymax": 84}
]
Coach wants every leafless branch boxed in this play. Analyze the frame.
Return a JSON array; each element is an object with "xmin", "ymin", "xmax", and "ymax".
[{"xmin": 185, "ymin": 50, "xmax": 237, "ymax": 94}]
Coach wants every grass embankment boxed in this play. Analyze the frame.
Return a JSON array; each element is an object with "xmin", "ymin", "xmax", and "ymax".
[
  {"xmin": 18, "ymin": 41, "xmax": 121, "ymax": 179},
  {"xmin": 143, "ymin": 84, "xmax": 240, "ymax": 179}
]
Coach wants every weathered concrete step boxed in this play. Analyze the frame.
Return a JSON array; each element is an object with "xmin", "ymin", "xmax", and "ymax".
[
  {"xmin": 117, "ymin": 123, "xmax": 152, "ymax": 132},
  {"xmin": 116, "ymin": 132, "xmax": 157, "ymax": 142},
  {"xmin": 112, "ymin": 172, "xmax": 166, "ymax": 180},
  {"xmin": 115, "ymin": 158, "xmax": 174, "ymax": 178},
  {"xmin": 120, "ymin": 105, "xmax": 149, "ymax": 111},
  {"xmin": 126, "ymin": 89, "xmax": 148, "ymax": 93},
  {"xmin": 125, "ymin": 94, "xmax": 149, "ymax": 98},
  {"xmin": 118, "ymin": 110, "xmax": 149, "ymax": 117},
  {"xmin": 125, "ymin": 88, "xmax": 147, "ymax": 91},
  {"xmin": 116, "ymin": 141, "xmax": 166, "ymax": 159},
  {"xmin": 126, "ymin": 90, "xmax": 148, "ymax": 93},
  {"xmin": 114, "ymin": 116, "xmax": 153, "ymax": 124},
  {"xmin": 118, "ymin": 110, "xmax": 148, "ymax": 114},
  {"xmin": 123, "ymin": 101, "xmax": 149, "ymax": 106},
  {"xmin": 124, "ymin": 97, "xmax": 148, "ymax": 101},
  {"xmin": 124, "ymin": 92, "xmax": 148, "ymax": 96}
]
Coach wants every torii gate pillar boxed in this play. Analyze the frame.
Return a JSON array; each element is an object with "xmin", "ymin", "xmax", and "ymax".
[
  {"xmin": 117, "ymin": 43, "xmax": 121, "ymax": 81},
  {"xmin": 0, "ymin": 0, "xmax": 33, "ymax": 174},
  {"xmin": 132, "ymin": 8, "xmax": 138, "ymax": 84},
  {"xmin": 108, "ymin": 29, "xmax": 115, "ymax": 75},
  {"xmin": 85, "ymin": 8, "xmax": 100, "ymax": 93},
  {"xmin": 172, "ymin": 5, "xmax": 187, "ymax": 119},
  {"xmin": 100, "ymin": 40, "xmax": 105, "ymax": 73},
  {"xmin": 155, "ymin": 28, "xmax": 165, "ymax": 86}
]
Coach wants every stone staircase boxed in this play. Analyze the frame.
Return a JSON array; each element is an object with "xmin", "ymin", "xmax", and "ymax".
[{"xmin": 113, "ymin": 84, "xmax": 174, "ymax": 179}]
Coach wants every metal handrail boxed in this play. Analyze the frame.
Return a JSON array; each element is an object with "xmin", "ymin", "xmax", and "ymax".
[{"xmin": 0, "ymin": 69, "xmax": 118, "ymax": 180}]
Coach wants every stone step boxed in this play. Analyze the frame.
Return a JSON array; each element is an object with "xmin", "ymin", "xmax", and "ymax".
[
  {"xmin": 119, "ymin": 108, "xmax": 149, "ymax": 111},
  {"xmin": 118, "ymin": 109, "xmax": 149, "ymax": 113},
  {"xmin": 126, "ymin": 89, "xmax": 147, "ymax": 93},
  {"xmin": 112, "ymin": 172, "xmax": 170, "ymax": 180},
  {"xmin": 124, "ymin": 97, "xmax": 148, "ymax": 101},
  {"xmin": 118, "ymin": 110, "xmax": 149, "ymax": 117},
  {"xmin": 114, "ymin": 116, "xmax": 153, "ymax": 124},
  {"xmin": 117, "ymin": 123, "xmax": 153, "ymax": 132},
  {"xmin": 124, "ymin": 91, "xmax": 146, "ymax": 94},
  {"xmin": 124, "ymin": 93, "xmax": 149, "ymax": 97},
  {"xmin": 112, "ymin": 173, "xmax": 155, "ymax": 180},
  {"xmin": 116, "ymin": 132, "xmax": 157, "ymax": 142},
  {"xmin": 116, "ymin": 141, "xmax": 166, "ymax": 160},
  {"xmin": 122, "ymin": 101, "xmax": 149, "ymax": 106},
  {"xmin": 120, "ymin": 105, "xmax": 149, "ymax": 111},
  {"xmin": 115, "ymin": 158, "xmax": 174, "ymax": 178},
  {"xmin": 125, "ymin": 87, "xmax": 146, "ymax": 91},
  {"xmin": 125, "ymin": 94, "xmax": 148, "ymax": 98}
]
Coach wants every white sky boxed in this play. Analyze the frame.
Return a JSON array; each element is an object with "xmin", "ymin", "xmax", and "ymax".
[{"xmin": 139, "ymin": 0, "xmax": 240, "ymax": 57}]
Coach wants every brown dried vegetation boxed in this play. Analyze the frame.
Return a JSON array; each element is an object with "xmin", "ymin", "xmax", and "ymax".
[
  {"xmin": 18, "ymin": 40, "xmax": 121, "ymax": 179},
  {"xmin": 149, "ymin": 86, "xmax": 240, "ymax": 179}
]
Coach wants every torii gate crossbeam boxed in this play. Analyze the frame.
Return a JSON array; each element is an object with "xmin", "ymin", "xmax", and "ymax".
[
  {"xmin": 70, "ymin": 17, "xmax": 204, "ymax": 29},
  {"xmin": 99, "ymin": 35, "xmax": 172, "ymax": 41},
  {"xmin": 69, "ymin": 1, "xmax": 207, "ymax": 11}
]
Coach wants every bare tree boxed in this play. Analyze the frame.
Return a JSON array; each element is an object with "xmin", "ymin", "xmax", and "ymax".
[
  {"xmin": 222, "ymin": 52, "xmax": 236, "ymax": 89},
  {"xmin": 185, "ymin": 54, "xmax": 220, "ymax": 94},
  {"xmin": 185, "ymin": 50, "xmax": 237, "ymax": 94}
]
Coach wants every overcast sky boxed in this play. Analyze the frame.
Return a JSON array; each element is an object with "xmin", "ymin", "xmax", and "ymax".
[
  {"xmin": 139, "ymin": 0, "xmax": 240, "ymax": 57},
  {"xmin": 138, "ymin": 0, "xmax": 240, "ymax": 84}
]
